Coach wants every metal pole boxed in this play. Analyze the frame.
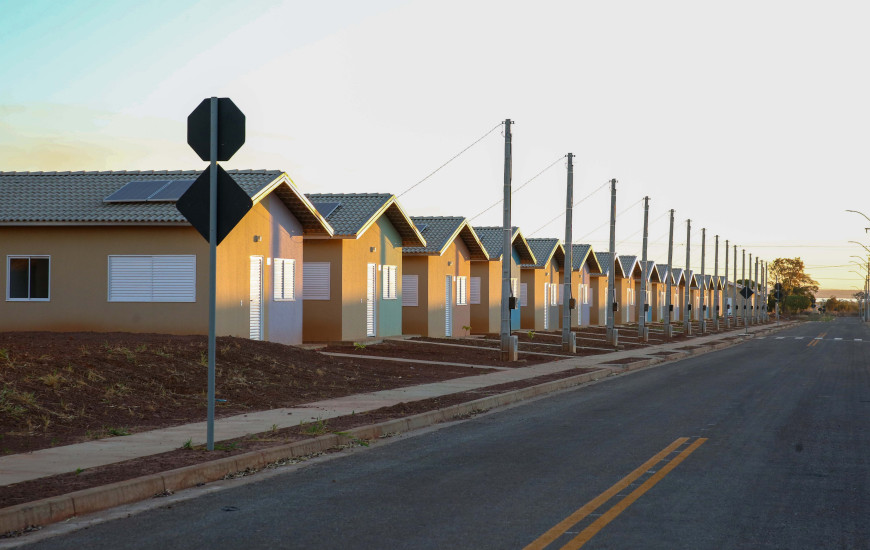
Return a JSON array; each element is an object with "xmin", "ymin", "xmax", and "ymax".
[
  {"xmin": 733, "ymin": 244, "xmax": 738, "ymax": 326},
  {"xmin": 754, "ymin": 256, "xmax": 760, "ymax": 324},
  {"xmin": 742, "ymin": 249, "xmax": 747, "ymax": 332},
  {"xmin": 700, "ymin": 228, "xmax": 706, "ymax": 334},
  {"xmin": 606, "ymin": 179, "xmax": 617, "ymax": 345},
  {"xmin": 684, "ymin": 219, "xmax": 692, "ymax": 334},
  {"xmin": 714, "ymin": 235, "xmax": 720, "ymax": 330},
  {"xmin": 664, "ymin": 209, "xmax": 674, "ymax": 339},
  {"xmin": 639, "ymin": 196, "xmax": 649, "ymax": 339},
  {"xmin": 500, "ymin": 119, "xmax": 513, "ymax": 361},
  {"xmin": 562, "ymin": 153, "xmax": 574, "ymax": 351},
  {"xmin": 206, "ymin": 97, "xmax": 218, "ymax": 451},
  {"xmin": 749, "ymin": 253, "xmax": 754, "ymax": 324},
  {"xmin": 775, "ymin": 272, "xmax": 780, "ymax": 323}
]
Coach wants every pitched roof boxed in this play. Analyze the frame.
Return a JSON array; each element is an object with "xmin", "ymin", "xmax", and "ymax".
[
  {"xmin": 593, "ymin": 252, "xmax": 626, "ymax": 278},
  {"xmin": 640, "ymin": 261, "xmax": 661, "ymax": 283},
  {"xmin": 671, "ymin": 268, "xmax": 686, "ymax": 285},
  {"xmin": 655, "ymin": 263, "xmax": 672, "ymax": 284},
  {"xmin": 618, "ymin": 255, "xmax": 643, "ymax": 278},
  {"xmin": 305, "ymin": 193, "xmax": 425, "ymax": 247},
  {"xmin": 571, "ymin": 244, "xmax": 603, "ymax": 274},
  {"xmin": 472, "ymin": 226, "xmax": 536, "ymax": 264},
  {"xmin": 404, "ymin": 216, "xmax": 488, "ymax": 260},
  {"xmin": 0, "ymin": 169, "xmax": 334, "ymax": 235},
  {"xmin": 521, "ymin": 238, "xmax": 564, "ymax": 269}
]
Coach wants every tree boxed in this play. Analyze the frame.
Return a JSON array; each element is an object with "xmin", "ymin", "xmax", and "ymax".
[
  {"xmin": 784, "ymin": 294, "xmax": 811, "ymax": 312},
  {"xmin": 769, "ymin": 258, "xmax": 819, "ymax": 313}
]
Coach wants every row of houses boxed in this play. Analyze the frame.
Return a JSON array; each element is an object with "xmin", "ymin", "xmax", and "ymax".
[{"xmin": 0, "ymin": 170, "xmax": 763, "ymax": 345}]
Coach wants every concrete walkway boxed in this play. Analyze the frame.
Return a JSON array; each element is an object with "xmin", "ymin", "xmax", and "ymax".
[{"xmin": 0, "ymin": 322, "xmax": 786, "ymax": 487}]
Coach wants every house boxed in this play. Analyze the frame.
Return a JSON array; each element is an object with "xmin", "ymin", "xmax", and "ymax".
[
  {"xmin": 571, "ymin": 244, "xmax": 603, "ymax": 327},
  {"xmin": 0, "ymin": 169, "xmax": 333, "ymax": 345},
  {"xmin": 470, "ymin": 226, "xmax": 536, "ymax": 334},
  {"xmin": 670, "ymin": 268, "xmax": 687, "ymax": 321},
  {"xmin": 401, "ymin": 217, "xmax": 488, "ymax": 338},
  {"xmin": 520, "ymin": 238, "xmax": 565, "ymax": 331},
  {"xmin": 654, "ymin": 263, "xmax": 673, "ymax": 322},
  {"xmin": 302, "ymin": 193, "xmax": 425, "ymax": 342},
  {"xmin": 589, "ymin": 252, "xmax": 626, "ymax": 326},
  {"xmin": 635, "ymin": 261, "xmax": 662, "ymax": 323},
  {"xmin": 618, "ymin": 255, "xmax": 645, "ymax": 325}
]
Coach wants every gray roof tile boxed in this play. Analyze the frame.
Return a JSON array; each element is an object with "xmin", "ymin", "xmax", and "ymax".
[
  {"xmin": 405, "ymin": 216, "xmax": 487, "ymax": 260},
  {"xmin": 522, "ymin": 238, "xmax": 563, "ymax": 269},
  {"xmin": 305, "ymin": 192, "xmax": 424, "ymax": 246},
  {"xmin": 472, "ymin": 226, "xmax": 535, "ymax": 264}
]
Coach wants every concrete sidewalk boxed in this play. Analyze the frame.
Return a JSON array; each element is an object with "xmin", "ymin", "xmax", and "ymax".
[{"xmin": 0, "ymin": 322, "xmax": 786, "ymax": 487}]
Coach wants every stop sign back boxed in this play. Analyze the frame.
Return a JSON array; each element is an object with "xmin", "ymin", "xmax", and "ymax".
[{"xmin": 187, "ymin": 98, "xmax": 245, "ymax": 162}]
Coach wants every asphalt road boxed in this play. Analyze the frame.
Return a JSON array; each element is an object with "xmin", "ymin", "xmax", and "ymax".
[{"xmin": 21, "ymin": 318, "xmax": 870, "ymax": 549}]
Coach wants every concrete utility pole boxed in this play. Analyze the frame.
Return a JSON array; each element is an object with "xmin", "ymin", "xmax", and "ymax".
[
  {"xmin": 639, "ymin": 196, "xmax": 650, "ymax": 341},
  {"xmin": 754, "ymin": 256, "xmax": 760, "ymax": 324},
  {"xmin": 724, "ymin": 238, "xmax": 730, "ymax": 328},
  {"xmin": 700, "ymin": 228, "xmax": 707, "ymax": 334},
  {"xmin": 606, "ymin": 179, "xmax": 618, "ymax": 346},
  {"xmin": 684, "ymin": 219, "xmax": 692, "ymax": 335},
  {"xmin": 500, "ymin": 119, "xmax": 517, "ymax": 361},
  {"xmin": 742, "ymin": 249, "xmax": 747, "ymax": 330},
  {"xmin": 562, "ymin": 153, "xmax": 575, "ymax": 352},
  {"xmin": 714, "ymin": 235, "xmax": 720, "ymax": 331},
  {"xmin": 733, "ymin": 245, "xmax": 738, "ymax": 326},
  {"xmin": 749, "ymin": 253, "xmax": 754, "ymax": 324},
  {"xmin": 775, "ymin": 273, "xmax": 780, "ymax": 323},
  {"xmin": 664, "ymin": 209, "xmax": 675, "ymax": 340}
]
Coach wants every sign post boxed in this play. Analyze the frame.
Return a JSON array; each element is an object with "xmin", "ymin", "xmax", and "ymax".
[{"xmin": 180, "ymin": 97, "xmax": 247, "ymax": 451}]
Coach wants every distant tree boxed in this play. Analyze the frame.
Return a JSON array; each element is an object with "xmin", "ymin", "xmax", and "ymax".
[
  {"xmin": 770, "ymin": 258, "xmax": 819, "ymax": 313},
  {"xmin": 784, "ymin": 294, "xmax": 811, "ymax": 312}
]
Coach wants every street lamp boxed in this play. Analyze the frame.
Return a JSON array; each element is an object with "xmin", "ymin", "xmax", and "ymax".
[{"xmin": 845, "ymin": 210, "xmax": 870, "ymax": 233}]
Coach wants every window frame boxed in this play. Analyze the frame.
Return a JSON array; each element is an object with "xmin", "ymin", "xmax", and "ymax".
[
  {"xmin": 107, "ymin": 254, "xmax": 196, "ymax": 303},
  {"xmin": 456, "ymin": 276, "xmax": 467, "ymax": 305},
  {"xmin": 382, "ymin": 265, "xmax": 398, "ymax": 300},
  {"xmin": 273, "ymin": 258, "xmax": 296, "ymax": 301},
  {"xmin": 6, "ymin": 255, "xmax": 51, "ymax": 302}
]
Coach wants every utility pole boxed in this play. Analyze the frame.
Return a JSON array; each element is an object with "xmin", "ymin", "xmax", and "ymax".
[
  {"xmin": 684, "ymin": 219, "xmax": 692, "ymax": 335},
  {"xmin": 714, "ymin": 235, "xmax": 720, "ymax": 331},
  {"xmin": 664, "ymin": 209, "xmax": 675, "ymax": 340},
  {"xmin": 562, "ymin": 153, "xmax": 575, "ymax": 352},
  {"xmin": 606, "ymin": 179, "xmax": 618, "ymax": 346},
  {"xmin": 775, "ymin": 272, "xmax": 780, "ymax": 323},
  {"xmin": 733, "ymin": 245, "xmax": 738, "ymax": 326},
  {"xmin": 724, "ymin": 238, "xmax": 730, "ymax": 329},
  {"xmin": 742, "ymin": 249, "xmax": 747, "ymax": 331},
  {"xmin": 700, "ymin": 228, "xmax": 707, "ymax": 334},
  {"xmin": 639, "ymin": 196, "xmax": 650, "ymax": 341},
  {"xmin": 754, "ymin": 256, "xmax": 760, "ymax": 324},
  {"xmin": 749, "ymin": 253, "xmax": 754, "ymax": 324},
  {"xmin": 500, "ymin": 119, "xmax": 517, "ymax": 361}
]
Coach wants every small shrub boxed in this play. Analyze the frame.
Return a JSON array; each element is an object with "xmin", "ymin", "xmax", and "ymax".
[
  {"xmin": 353, "ymin": 342, "xmax": 366, "ymax": 350},
  {"xmin": 300, "ymin": 418, "xmax": 329, "ymax": 435}
]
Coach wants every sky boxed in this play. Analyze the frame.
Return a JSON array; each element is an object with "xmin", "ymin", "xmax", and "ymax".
[{"xmin": 3, "ymin": 0, "xmax": 870, "ymax": 292}]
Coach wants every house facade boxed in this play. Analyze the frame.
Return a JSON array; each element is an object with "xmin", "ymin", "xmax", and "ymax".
[
  {"xmin": 470, "ymin": 227, "xmax": 536, "ymax": 334},
  {"xmin": 571, "ymin": 244, "xmax": 603, "ymax": 328},
  {"xmin": 302, "ymin": 193, "xmax": 425, "ymax": 342},
  {"xmin": 401, "ymin": 217, "xmax": 488, "ymax": 338},
  {"xmin": 589, "ymin": 252, "xmax": 625, "ymax": 326},
  {"xmin": 634, "ymin": 261, "xmax": 662, "ymax": 323},
  {"xmin": 520, "ymin": 238, "xmax": 565, "ymax": 332},
  {"xmin": 0, "ymin": 170, "xmax": 333, "ymax": 345}
]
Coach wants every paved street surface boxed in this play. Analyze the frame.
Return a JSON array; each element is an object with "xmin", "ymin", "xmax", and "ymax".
[{"xmin": 20, "ymin": 319, "xmax": 870, "ymax": 549}]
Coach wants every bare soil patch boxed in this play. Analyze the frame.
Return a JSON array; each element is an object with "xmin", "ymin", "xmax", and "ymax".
[
  {"xmin": 0, "ymin": 332, "xmax": 499, "ymax": 456},
  {"xmin": 321, "ymin": 339, "xmax": 552, "ymax": 367}
]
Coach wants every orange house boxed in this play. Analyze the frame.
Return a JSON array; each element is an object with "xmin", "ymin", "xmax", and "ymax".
[
  {"xmin": 570, "ymin": 244, "xmax": 603, "ymax": 328},
  {"xmin": 590, "ymin": 252, "xmax": 626, "ymax": 326},
  {"xmin": 520, "ymin": 238, "xmax": 565, "ymax": 331},
  {"xmin": 401, "ymin": 217, "xmax": 488, "ymax": 338},
  {"xmin": 0, "ymin": 170, "xmax": 333, "ymax": 345},
  {"xmin": 634, "ymin": 261, "xmax": 662, "ymax": 323},
  {"xmin": 302, "ymin": 193, "xmax": 425, "ymax": 342}
]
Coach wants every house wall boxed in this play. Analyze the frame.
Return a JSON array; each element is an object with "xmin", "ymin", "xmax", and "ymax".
[
  {"xmin": 510, "ymin": 248, "xmax": 522, "ymax": 330},
  {"xmin": 0, "ymin": 225, "xmax": 208, "ymax": 333},
  {"xmin": 216, "ymin": 196, "xmax": 304, "ymax": 345},
  {"xmin": 403, "ymin": 239, "xmax": 471, "ymax": 338},
  {"xmin": 520, "ymin": 268, "xmax": 539, "ymax": 330},
  {"xmin": 616, "ymin": 277, "xmax": 632, "ymax": 325},
  {"xmin": 470, "ymin": 260, "xmax": 501, "ymax": 334},
  {"xmin": 301, "ymin": 238, "xmax": 343, "ymax": 342},
  {"xmin": 589, "ymin": 275, "xmax": 607, "ymax": 326},
  {"xmin": 573, "ymin": 266, "xmax": 592, "ymax": 328},
  {"xmin": 401, "ymin": 255, "xmax": 429, "ymax": 337}
]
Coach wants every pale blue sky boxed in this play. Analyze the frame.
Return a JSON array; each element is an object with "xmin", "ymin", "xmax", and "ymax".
[{"xmin": 2, "ymin": 0, "xmax": 869, "ymax": 289}]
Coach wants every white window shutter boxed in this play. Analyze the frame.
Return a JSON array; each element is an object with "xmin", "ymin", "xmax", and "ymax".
[
  {"xmin": 303, "ymin": 262, "xmax": 330, "ymax": 300},
  {"xmin": 108, "ymin": 255, "xmax": 195, "ymax": 302},
  {"xmin": 152, "ymin": 255, "xmax": 196, "ymax": 302},
  {"xmin": 274, "ymin": 259, "xmax": 296, "ymax": 301},
  {"xmin": 402, "ymin": 275, "xmax": 418, "ymax": 306},
  {"xmin": 456, "ymin": 276, "xmax": 467, "ymax": 305},
  {"xmin": 470, "ymin": 277, "xmax": 481, "ymax": 305},
  {"xmin": 520, "ymin": 283, "xmax": 528, "ymax": 307}
]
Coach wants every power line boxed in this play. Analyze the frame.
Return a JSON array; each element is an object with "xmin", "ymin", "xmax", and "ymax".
[
  {"xmin": 527, "ymin": 179, "xmax": 610, "ymax": 237},
  {"xmin": 468, "ymin": 155, "xmax": 564, "ymax": 222},
  {"xmin": 573, "ymin": 197, "xmax": 644, "ymax": 244},
  {"xmin": 397, "ymin": 122, "xmax": 503, "ymax": 198}
]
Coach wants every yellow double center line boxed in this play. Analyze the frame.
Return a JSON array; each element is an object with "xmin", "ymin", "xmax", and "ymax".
[
  {"xmin": 807, "ymin": 331, "xmax": 827, "ymax": 347},
  {"xmin": 525, "ymin": 437, "xmax": 707, "ymax": 550}
]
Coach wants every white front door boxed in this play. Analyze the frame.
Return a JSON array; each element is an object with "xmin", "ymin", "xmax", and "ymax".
[
  {"xmin": 249, "ymin": 256, "xmax": 263, "ymax": 340},
  {"xmin": 366, "ymin": 263, "xmax": 377, "ymax": 337},
  {"xmin": 445, "ymin": 275, "xmax": 453, "ymax": 337}
]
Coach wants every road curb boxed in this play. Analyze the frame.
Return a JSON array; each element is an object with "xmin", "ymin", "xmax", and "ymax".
[{"xmin": 1, "ymin": 321, "xmax": 796, "ymax": 535}]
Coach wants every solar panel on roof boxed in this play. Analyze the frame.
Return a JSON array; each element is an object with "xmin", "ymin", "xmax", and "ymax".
[
  {"xmin": 311, "ymin": 201, "xmax": 341, "ymax": 218},
  {"xmin": 103, "ymin": 180, "xmax": 171, "ymax": 202},
  {"xmin": 147, "ymin": 179, "xmax": 195, "ymax": 201}
]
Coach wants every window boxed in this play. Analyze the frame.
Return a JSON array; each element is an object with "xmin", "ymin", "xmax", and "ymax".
[
  {"xmin": 456, "ymin": 276, "xmax": 467, "ymax": 305},
  {"xmin": 520, "ymin": 283, "xmax": 528, "ymax": 307},
  {"xmin": 383, "ymin": 265, "xmax": 397, "ymax": 300},
  {"xmin": 402, "ymin": 275, "xmax": 418, "ymax": 306},
  {"xmin": 273, "ymin": 258, "xmax": 296, "ymax": 301},
  {"xmin": 579, "ymin": 283, "xmax": 589, "ymax": 305},
  {"xmin": 510, "ymin": 278, "xmax": 518, "ymax": 298},
  {"xmin": 303, "ymin": 262, "xmax": 330, "ymax": 300},
  {"xmin": 108, "ymin": 255, "xmax": 195, "ymax": 302},
  {"xmin": 470, "ymin": 277, "xmax": 481, "ymax": 304},
  {"xmin": 550, "ymin": 283, "xmax": 558, "ymax": 305},
  {"xmin": 7, "ymin": 256, "xmax": 50, "ymax": 301}
]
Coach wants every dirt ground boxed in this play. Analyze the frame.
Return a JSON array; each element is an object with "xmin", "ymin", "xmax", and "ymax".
[
  {"xmin": 321, "ymin": 339, "xmax": 554, "ymax": 366},
  {"xmin": 0, "ymin": 332, "xmax": 497, "ymax": 455}
]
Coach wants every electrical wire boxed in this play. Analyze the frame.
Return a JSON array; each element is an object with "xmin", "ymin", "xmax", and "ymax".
[
  {"xmin": 526, "ymin": 179, "xmax": 610, "ymax": 237},
  {"xmin": 572, "ymin": 197, "xmax": 644, "ymax": 244},
  {"xmin": 468, "ymin": 155, "xmax": 565, "ymax": 222},
  {"xmin": 397, "ymin": 122, "xmax": 503, "ymax": 198}
]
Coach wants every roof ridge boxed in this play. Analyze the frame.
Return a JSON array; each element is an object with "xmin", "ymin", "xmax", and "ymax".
[
  {"xmin": 0, "ymin": 169, "xmax": 281, "ymax": 176},
  {"xmin": 307, "ymin": 192, "xmax": 393, "ymax": 197}
]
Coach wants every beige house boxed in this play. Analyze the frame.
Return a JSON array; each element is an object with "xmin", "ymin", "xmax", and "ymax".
[
  {"xmin": 589, "ymin": 252, "xmax": 626, "ymax": 326},
  {"xmin": 0, "ymin": 169, "xmax": 333, "ymax": 344},
  {"xmin": 402, "ymin": 217, "xmax": 488, "ymax": 338},
  {"xmin": 302, "ymin": 193, "xmax": 425, "ymax": 342},
  {"xmin": 570, "ymin": 244, "xmax": 603, "ymax": 327},
  {"xmin": 634, "ymin": 261, "xmax": 662, "ymax": 323},
  {"xmin": 470, "ymin": 226, "xmax": 536, "ymax": 334},
  {"xmin": 520, "ymin": 238, "xmax": 565, "ymax": 331}
]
